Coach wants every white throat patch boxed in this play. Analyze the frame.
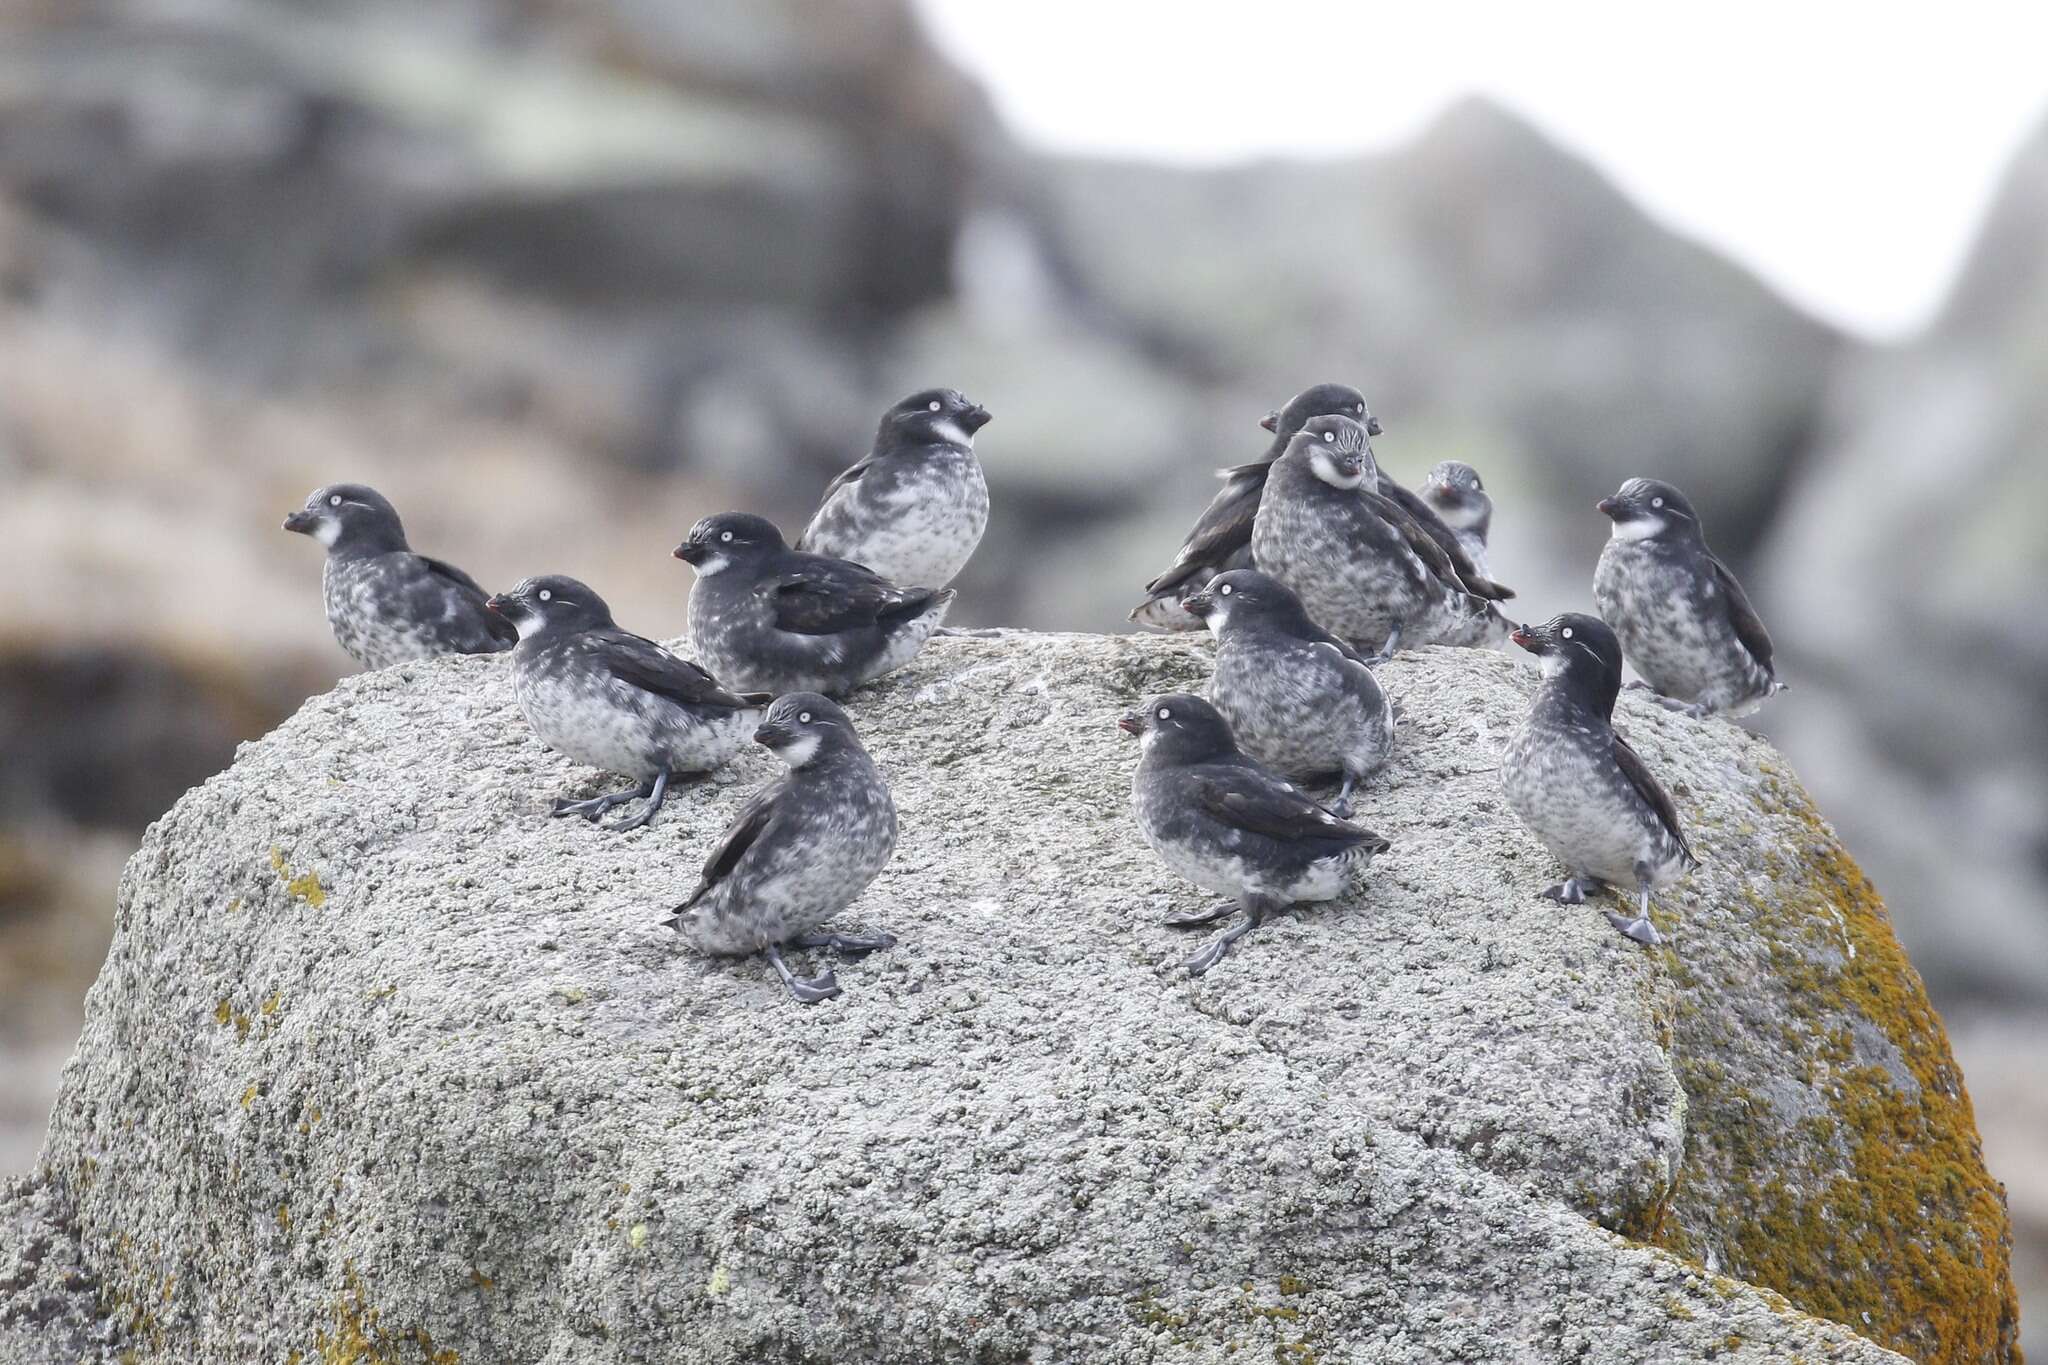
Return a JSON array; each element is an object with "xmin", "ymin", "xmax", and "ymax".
[
  {"xmin": 1609, "ymin": 515, "xmax": 1664, "ymax": 542},
  {"xmin": 775, "ymin": 733, "xmax": 821, "ymax": 769},
  {"xmin": 693, "ymin": 553, "xmax": 732, "ymax": 576},
  {"xmin": 1310, "ymin": 451, "xmax": 1366, "ymax": 490},
  {"xmin": 511, "ymin": 609, "xmax": 545, "ymax": 642},
  {"xmin": 930, "ymin": 418, "xmax": 974, "ymax": 449},
  {"xmin": 313, "ymin": 517, "xmax": 342, "ymax": 548}
]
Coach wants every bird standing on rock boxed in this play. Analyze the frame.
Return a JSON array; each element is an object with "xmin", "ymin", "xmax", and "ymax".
[
  {"xmin": 1501, "ymin": 613, "xmax": 1699, "ymax": 946},
  {"xmin": 1130, "ymin": 382, "xmax": 1378, "ymax": 630},
  {"xmin": 1252, "ymin": 416, "xmax": 1509, "ymax": 660},
  {"xmin": 486, "ymin": 575, "xmax": 769, "ymax": 832},
  {"xmin": 797, "ymin": 388, "xmax": 992, "ymax": 589},
  {"xmin": 1182, "ymin": 569, "xmax": 1393, "ymax": 818},
  {"xmin": 1593, "ymin": 478, "xmax": 1782, "ymax": 718},
  {"xmin": 675, "ymin": 513, "xmax": 953, "ymax": 698},
  {"xmin": 282, "ymin": 483, "xmax": 514, "ymax": 670},
  {"xmin": 1122, "ymin": 694, "xmax": 1389, "ymax": 977},
  {"xmin": 662, "ymin": 694, "xmax": 898, "ymax": 1004},
  {"xmin": 1418, "ymin": 461, "xmax": 1497, "ymax": 580}
]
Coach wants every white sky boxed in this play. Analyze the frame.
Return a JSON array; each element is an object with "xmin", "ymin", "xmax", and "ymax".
[{"xmin": 917, "ymin": 1, "xmax": 2048, "ymax": 340}]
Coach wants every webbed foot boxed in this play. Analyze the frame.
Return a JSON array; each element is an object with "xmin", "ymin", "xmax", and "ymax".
[
  {"xmin": 1538, "ymin": 877, "xmax": 1600, "ymax": 905},
  {"xmin": 1182, "ymin": 902, "xmax": 1270, "ymax": 977},
  {"xmin": 791, "ymin": 930, "xmax": 898, "ymax": 956},
  {"xmin": 1605, "ymin": 912, "xmax": 1663, "ymax": 946},
  {"xmin": 1164, "ymin": 901, "xmax": 1238, "ymax": 929},
  {"xmin": 765, "ymin": 944, "xmax": 843, "ymax": 1004},
  {"xmin": 550, "ymin": 782, "xmax": 649, "ymax": 822}
]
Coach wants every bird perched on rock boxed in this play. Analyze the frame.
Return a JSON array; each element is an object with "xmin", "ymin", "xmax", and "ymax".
[
  {"xmin": 1129, "ymin": 382, "xmax": 1379, "ymax": 630},
  {"xmin": 675, "ymin": 513, "xmax": 954, "ymax": 698},
  {"xmin": 282, "ymin": 483, "xmax": 514, "ymax": 669},
  {"xmin": 1418, "ymin": 461, "xmax": 1496, "ymax": 579},
  {"xmin": 796, "ymin": 388, "xmax": 992, "ymax": 589},
  {"xmin": 1593, "ymin": 478, "xmax": 1782, "ymax": 718},
  {"xmin": 1501, "ymin": 613, "xmax": 1699, "ymax": 946},
  {"xmin": 485, "ymin": 575, "xmax": 770, "ymax": 832},
  {"xmin": 1252, "ymin": 416, "xmax": 1508, "ymax": 660},
  {"xmin": 1182, "ymin": 569, "xmax": 1393, "ymax": 817},
  {"xmin": 661, "ymin": 694, "xmax": 898, "ymax": 1004},
  {"xmin": 1121, "ymin": 693, "xmax": 1389, "ymax": 977}
]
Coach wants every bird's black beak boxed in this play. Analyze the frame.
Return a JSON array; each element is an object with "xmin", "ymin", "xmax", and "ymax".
[
  {"xmin": 1510, "ymin": 626, "xmax": 1541, "ymax": 653},
  {"xmin": 673, "ymin": 542, "xmax": 704, "ymax": 564},
  {"xmin": 282, "ymin": 510, "xmax": 319, "ymax": 535},
  {"xmin": 1596, "ymin": 496, "xmax": 1621, "ymax": 518},
  {"xmin": 1366, "ymin": 416, "xmax": 1384, "ymax": 438},
  {"xmin": 483, "ymin": 594, "xmax": 507, "ymax": 616},
  {"xmin": 1182, "ymin": 592, "xmax": 1214, "ymax": 618},
  {"xmin": 1338, "ymin": 454, "xmax": 1365, "ymax": 479},
  {"xmin": 754, "ymin": 721, "xmax": 793, "ymax": 747},
  {"xmin": 962, "ymin": 405, "xmax": 992, "ymax": 433},
  {"xmin": 1258, "ymin": 410, "xmax": 1280, "ymax": 433},
  {"xmin": 1116, "ymin": 711, "xmax": 1144, "ymax": 736}
]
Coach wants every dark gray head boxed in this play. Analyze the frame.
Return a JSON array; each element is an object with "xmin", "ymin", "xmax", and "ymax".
[
  {"xmin": 282, "ymin": 483, "xmax": 408, "ymax": 556},
  {"xmin": 1511, "ymin": 613, "xmax": 1622, "ymax": 717},
  {"xmin": 879, "ymin": 388, "xmax": 992, "ymax": 451},
  {"xmin": 485, "ymin": 574, "xmax": 614, "ymax": 641},
  {"xmin": 1421, "ymin": 460, "xmax": 1492, "ymax": 531},
  {"xmin": 753, "ymin": 692, "xmax": 862, "ymax": 769},
  {"xmin": 673, "ymin": 513, "xmax": 788, "ymax": 577},
  {"xmin": 1260, "ymin": 382, "xmax": 1381, "ymax": 441},
  {"xmin": 1116, "ymin": 692, "xmax": 1240, "ymax": 766},
  {"xmin": 1285, "ymin": 414, "xmax": 1378, "ymax": 491},
  {"xmin": 1181, "ymin": 569, "xmax": 1321, "ymax": 638},
  {"xmin": 1597, "ymin": 478, "xmax": 1700, "ymax": 544}
]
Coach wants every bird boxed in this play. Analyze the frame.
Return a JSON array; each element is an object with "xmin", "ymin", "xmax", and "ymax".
[
  {"xmin": 1129, "ymin": 382, "xmax": 1380, "ymax": 630},
  {"xmin": 1593, "ymin": 478, "xmax": 1783, "ymax": 718},
  {"xmin": 484, "ymin": 575, "xmax": 771, "ymax": 832},
  {"xmin": 1500, "ymin": 613, "xmax": 1700, "ymax": 946},
  {"xmin": 661, "ymin": 693, "xmax": 898, "ymax": 1004},
  {"xmin": 796, "ymin": 388, "xmax": 992, "ymax": 588},
  {"xmin": 1181, "ymin": 569, "xmax": 1394, "ymax": 818},
  {"xmin": 1417, "ymin": 461, "xmax": 1496, "ymax": 580},
  {"xmin": 282, "ymin": 483, "xmax": 514, "ymax": 669},
  {"xmin": 1251, "ymin": 415, "xmax": 1509, "ymax": 660},
  {"xmin": 1120, "ymin": 693, "xmax": 1389, "ymax": 977},
  {"xmin": 675, "ymin": 513, "xmax": 954, "ymax": 698}
]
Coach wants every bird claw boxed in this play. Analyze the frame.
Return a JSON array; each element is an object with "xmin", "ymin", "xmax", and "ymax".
[
  {"xmin": 1327, "ymin": 797, "xmax": 1354, "ymax": 819},
  {"xmin": 1182, "ymin": 940, "xmax": 1231, "ymax": 977},
  {"xmin": 785, "ymin": 970, "xmax": 843, "ymax": 1004},
  {"xmin": 1538, "ymin": 879, "xmax": 1588, "ymax": 905},
  {"xmin": 1605, "ymin": 912, "xmax": 1663, "ymax": 946},
  {"xmin": 793, "ymin": 930, "xmax": 897, "ymax": 956},
  {"xmin": 1163, "ymin": 901, "xmax": 1237, "ymax": 930}
]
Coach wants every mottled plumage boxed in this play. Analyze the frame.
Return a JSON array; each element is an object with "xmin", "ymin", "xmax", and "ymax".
[
  {"xmin": 1183, "ymin": 569, "xmax": 1393, "ymax": 817},
  {"xmin": 1251, "ymin": 416, "xmax": 1508, "ymax": 660},
  {"xmin": 1122, "ymin": 693, "xmax": 1389, "ymax": 976},
  {"xmin": 1594, "ymin": 478, "xmax": 1781, "ymax": 718},
  {"xmin": 488, "ymin": 575, "xmax": 768, "ymax": 831},
  {"xmin": 1418, "ymin": 460, "xmax": 1495, "ymax": 580},
  {"xmin": 1130, "ymin": 383, "xmax": 1379, "ymax": 630},
  {"xmin": 661, "ymin": 694, "xmax": 898, "ymax": 1003},
  {"xmin": 1501, "ymin": 614, "xmax": 1700, "ymax": 945},
  {"xmin": 283, "ymin": 483, "xmax": 514, "ymax": 669},
  {"xmin": 797, "ymin": 388, "xmax": 992, "ymax": 588},
  {"xmin": 676, "ymin": 513, "xmax": 953, "ymax": 698}
]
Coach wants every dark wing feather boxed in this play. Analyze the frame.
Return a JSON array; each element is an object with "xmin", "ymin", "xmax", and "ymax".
[
  {"xmin": 1613, "ymin": 732, "xmax": 1697, "ymax": 864},
  {"xmin": 1707, "ymin": 552, "xmax": 1775, "ymax": 675},
  {"xmin": 771, "ymin": 558, "xmax": 940, "ymax": 635},
  {"xmin": 683, "ymin": 783, "xmax": 782, "ymax": 909},
  {"xmin": 1142, "ymin": 464, "xmax": 1270, "ymax": 598},
  {"xmin": 407, "ymin": 554, "xmax": 515, "ymax": 647},
  {"xmin": 1358, "ymin": 490, "xmax": 1475, "ymax": 596},
  {"xmin": 794, "ymin": 457, "xmax": 876, "ymax": 551},
  {"xmin": 1381, "ymin": 480, "xmax": 1514, "ymax": 600},
  {"xmin": 1190, "ymin": 768, "xmax": 1373, "ymax": 845},
  {"xmin": 593, "ymin": 630, "xmax": 765, "ymax": 710},
  {"xmin": 1296, "ymin": 620, "xmax": 1371, "ymax": 667}
]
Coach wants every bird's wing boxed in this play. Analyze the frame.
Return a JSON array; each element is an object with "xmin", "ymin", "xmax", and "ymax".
[
  {"xmin": 1190, "ymin": 767, "xmax": 1367, "ymax": 844},
  {"xmin": 770, "ymin": 559, "xmax": 939, "ymax": 635},
  {"xmin": 1358, "ymin": 490, "xmax": 1471, "ymax": 596},
  {"xmin": 1613, "ymin": 731, "xmax": 1697, "ymax": 865},
  {"xmin": 1141, "ymin": 464, "xmax": 1269, "ymax": 598},
  {"xmin": 1380, "ymin": 481, "xmax": 1514, "ymax": 601},
  {"xmin": 1706, "ymin": 551, "xmax": 1776, "ymax": 674},
  {"xmin": 406, "ymin": 554, "xmax": 516, "ymax": 647},
  {"xmin": 593, "ymin": 630, "xmax": 769, "ymax": 709},
  {"xmin": 794, "ymin": 456, "xmax": 878, "ymax": 551},
  {"xmin": 1299, "ymin": 621, "xmax": 1372, "ymax": 666},
  {"xmin": 683, "ymin": 783, "xmax": 783, "ymax": 908}
]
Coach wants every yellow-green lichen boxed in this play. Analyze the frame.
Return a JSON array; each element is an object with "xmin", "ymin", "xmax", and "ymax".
[{"xmin": 271, "ymin": 846, "xmax": 328, "ymax": 907}]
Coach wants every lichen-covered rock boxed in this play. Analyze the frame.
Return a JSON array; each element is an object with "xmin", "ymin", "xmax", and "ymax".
[{"xmin": 8, "ymin": 632, "xmax": 2015, "ymax": 1361}]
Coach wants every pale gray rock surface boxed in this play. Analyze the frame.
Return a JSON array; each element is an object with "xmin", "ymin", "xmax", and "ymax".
[{"xmin": 7, "ymin": 632, "xmax": 2012, "ymax": 1361}]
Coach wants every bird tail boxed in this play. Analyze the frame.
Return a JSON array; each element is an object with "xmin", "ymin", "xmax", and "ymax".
[
  {"xmin": 1436, "ymin": 598, "xmax": 1512, "ymax": 649},
  {"xmin": 1128, "ymin": 592, "xmax": 1204, "ymax": 632}
]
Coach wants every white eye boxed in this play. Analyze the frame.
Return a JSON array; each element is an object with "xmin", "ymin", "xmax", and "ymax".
[
  {"xmin": 1355, "ymin": 403, "xmax": 1364, "ymax": 414},
  {"xmin": 328, "ymin": 494, "xmax": 341, "ymax": 507},
  {"xmin": 1322, "ymin": 431, "xmax": 1335, "ymax": 443},
  {"xmin": 798, "ymin": 710, "xmax": 812, "ymax": 724},
  {"xmin": 719, "ymin": 531, "xmax": 733, "ymax": 543},
  {"xmin": 1157, "ymin": 706, "xmax": 1171, "ymax": 720},
  {"xmin": 927, "ymin": 399, "xmax": 941, "ymax": 412},
  {"xmin": 538, "ymin": 588, "xmax": 552, "ymax": 602},
  {"xmin": 1651, "ymin": 496, "xmax": 1664, "ymax": 509},
  {"xmin": 1561, "ymin": 626, "xmax": 1574, "ymax": 639},
  {"xmin": 1218, "ymin": 583, "xmax": 1233, "ymax": 596}
]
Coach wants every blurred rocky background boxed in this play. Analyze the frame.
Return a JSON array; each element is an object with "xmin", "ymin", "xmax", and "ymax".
[{"xmin": 0, "ymin": 0, "xmax": 2040, "ymax": 1351}]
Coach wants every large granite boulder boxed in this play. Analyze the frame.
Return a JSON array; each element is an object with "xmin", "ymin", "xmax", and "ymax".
[{"xmin": 4, "ymin": 632, "xmax": 2015, "ymax": 1361}]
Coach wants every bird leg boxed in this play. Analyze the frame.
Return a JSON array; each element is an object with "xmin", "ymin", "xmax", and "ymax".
[
  {"xmin": 551, "ymin": 779, "xmax": 654, "ymax": 822},
  {"xmin": 790, "ymin": 929, "xmax": 898, "ymax": 957},
  {"xmin": 604, "ymin": 771, "xmax": 673, "ymax": 833},
  {"xmin": 1328, "ymin": 771, "xmax": 1360, "ymax": 820},
  {"xmin": 1182, "ymin": 898, "xmax": 1272, "ymax": 977},
  {"xmin": 1604, "ymin": 867, "xmax": 1663, "ymax": 945},
  {"xmin": 1625, "ymin": 682, "xmax": 1709, "ymax": 719},
  {"xmin": 1163, "ymin": 901, "xmax": 1239, "ymax": 929},
  {"xmin": 1538, "ymin": 875, "xmax": 1604, "ymax": 905},
  {"xmin": 1369, "ymin": 622, "xmax": 1405, "ymax": 665},
  {"xmin": 764, "ymin": 943, "xmax": 842, "ymax": 1004}
]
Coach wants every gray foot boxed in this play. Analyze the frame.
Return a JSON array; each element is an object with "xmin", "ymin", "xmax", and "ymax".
[
  {"xmin": 551, "ymin": 780, "xmax": 651, "ymax": 822},
  {"xmin": 765, "ymin": 944, "xmax": 841, "ymax": 1004},
  {"xmin": 1626, "ymin": 682, "xmax": 1708, "ymax": 719},
  {"xmin": 791, "ymin": 930, "xmax": 898, "ymax": 957},
  {"xmin": 1183, "ymin": 903, "xmax": 1269, "ymax": 977},
  {"xmin": 1368, "ymin": 623, "xmax": 1404, "ymax": 666},
  {"xmin": 603, "ymin": 771, "xmax": 674, "ymax": 833},
  {"xmin": 1164, "ymin": 901, "xmax": 1238, "ymax": 929},
  {"xmin": 1605, "ymin": 912, "xmax": 1663, "ymax": 946},
  {"xmin": 1328, "ymin": 772, "xmax": 1359, "ymax": 820},
  {"xmin": 1538, "ymin": 877, "xmax": 1601, "ymax": 905}
]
